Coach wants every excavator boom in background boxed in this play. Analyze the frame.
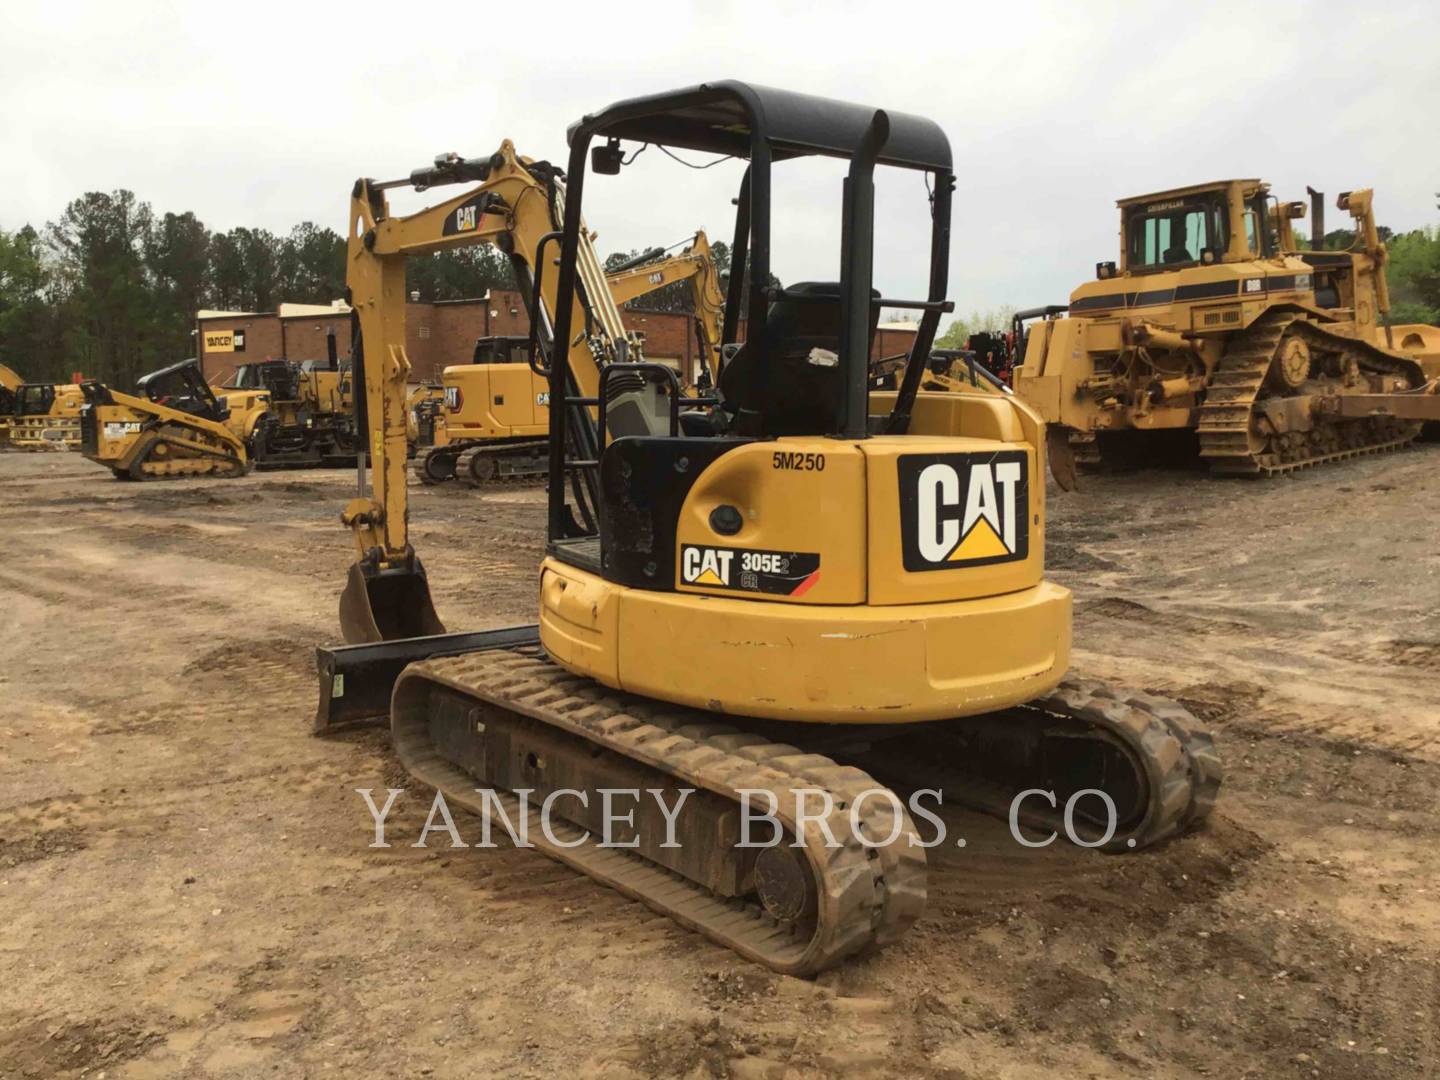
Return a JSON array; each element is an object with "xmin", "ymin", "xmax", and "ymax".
[
  {"xmin": 318, "ymin": 82, "xmax": 1221, "ymax": 975},
  {"xmin": 413, "ymin": 225, "xmax": 726, "ymax": 487}
]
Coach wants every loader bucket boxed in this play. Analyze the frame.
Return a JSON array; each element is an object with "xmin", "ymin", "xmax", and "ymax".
[{"xmin": 339, "ymin": 559, "xmax": 446, "ymax": 644}]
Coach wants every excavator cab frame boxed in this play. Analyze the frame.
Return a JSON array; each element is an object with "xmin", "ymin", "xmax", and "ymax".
[{"xmin": 545, "ymin": 80, "xmax": 955, "ymax": 564}]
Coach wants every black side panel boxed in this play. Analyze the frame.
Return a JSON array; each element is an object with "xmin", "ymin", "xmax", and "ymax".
[
  {"xmin": 79, "ymin": 406, "xmax": 98, "ymax": 453},
  {"xmin": 600, "ymin": 436, "xmax": 750, "ymax": 590}
]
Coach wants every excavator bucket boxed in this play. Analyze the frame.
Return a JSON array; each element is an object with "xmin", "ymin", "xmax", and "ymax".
[{"xmin": 339, "ymin": 559, "xmax": 446, "ymax": 644}]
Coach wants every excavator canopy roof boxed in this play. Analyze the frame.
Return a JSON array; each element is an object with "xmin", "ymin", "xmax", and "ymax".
[
  {"xmin": 567, "ymin": 79, "xmax": 952, "ymax": 172},
  {"xmin": 1117, "ymin": 179, "xmax": 1266, "ymax": 208}
]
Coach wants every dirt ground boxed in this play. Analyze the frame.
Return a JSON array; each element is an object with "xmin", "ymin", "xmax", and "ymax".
[{"xmin": 2, "ymin": 444, "xmax": 1438, "ymax": 1079}]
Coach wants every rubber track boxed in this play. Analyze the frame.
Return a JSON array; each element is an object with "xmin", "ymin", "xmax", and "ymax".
[
  {"xmin": 125, "ymin": 428, "xmax": 246, "ymax": 481},
  {"xmin": 413, "ymin": 443, "xmax": 547, "ymax": 488},
  {"xmin": 454, "ymin": 441, "xmax": 548, "ymax": 488},
  {"xmin": 392, "ymin": 649, "xmax": 928, "ymax": 976},
  {"xmin": 1198, "ymin": 311, "xmax": 1422, "ymax": 475},
  {"xmin": 873, "ymin": 676, "xmax": 1221, "ymax": 852},
  {"xmin": 413, "ymin": 446, "xmax": 457, "ymax": 486}
]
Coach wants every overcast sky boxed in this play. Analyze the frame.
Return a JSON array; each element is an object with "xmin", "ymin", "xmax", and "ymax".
[{"xmin": 4, "ymin": 1, "xmax": 1438, "ymax": 324}]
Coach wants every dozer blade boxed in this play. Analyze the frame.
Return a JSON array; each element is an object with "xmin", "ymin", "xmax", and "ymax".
[
  {"xmin": 1046, "ymin": 424, "xmax": 1080, "ymax": 492},
  {"xmin": 314, "ymin": 624, "xmax": 540, "ymax": 733},
  {"xmin": 339, "ymin": 559, "xmax": 447, "ymax": 645}
]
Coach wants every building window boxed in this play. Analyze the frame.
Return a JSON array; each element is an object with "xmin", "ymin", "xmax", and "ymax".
[
  {"xmin": 234, "ymin": 330, "xmax": 246, "ymax": 352},
  {"xmin": 419, "ymin": 326, "xmax": 431, "ymax": 339}
]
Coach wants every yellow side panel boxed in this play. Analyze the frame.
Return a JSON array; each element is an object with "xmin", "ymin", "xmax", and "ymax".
[
  {"xmin": 860, "ymin": 435, "xmax": 1044, "ymax": 606},
  {"xmin": 674, "ymin": 439, "xmax": 865, "ymax": 604},
  {"xmin": 443, "ymin": 363, "xmax": 549, "ymax": 437},
  {"xmin": 608, "ymin": 576, "xmax": 1071, "ymax": 723},
  {"xmin": 538, "ymin": 563, "xmax": 621, "ymax": 686}
]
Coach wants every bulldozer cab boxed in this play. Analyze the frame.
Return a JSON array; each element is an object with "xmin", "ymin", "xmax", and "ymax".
[
  {"xmin": 1117, "ymin": 180, "xmax": 1273, "ymax": 274},
  {"xmin": 544, "ymin": 81, "xmax": 954, "ymax": 569},
  {"xmin": 136, "ymin": 359, "xmax": 229, "ymax": 422},
  {"xmin": 14, "ymin": 383, "xmax": 56, "ymax": 417}
]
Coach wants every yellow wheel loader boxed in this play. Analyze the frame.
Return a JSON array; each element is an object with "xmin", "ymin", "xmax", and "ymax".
[
  {"xmin": 10, "ymin": 380, "xmax": 86, "ymax": 449},
  {"xmin": 1013, "ymin": 181, "xmax": 1440, "ymax": 476},
  {"xmin": 79, "ymin": 359, "xmax": 248, "ymax": 479},
  {"xmin": 316, "ymin": 82, "xmax": 1221, "ymax": 976}
]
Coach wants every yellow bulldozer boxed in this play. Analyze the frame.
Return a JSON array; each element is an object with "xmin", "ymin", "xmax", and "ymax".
[
  {"xmin": 315, "ymin": 82, "xmax": 1221, "ymax": 976},
  {"xmin": 1014, "ymin": 181, "xmax": 1440, "ymax": 475},
  {"xmin": 9, "ymin": 379, "xmax": 86, "ymax": 450},
  {"xmin": 79, "ymin": 359, "xmax": 248, "ymax": 479},
  {"xmin": 0, "ymin": 364, "xmax": 19, "ymax": 447}
]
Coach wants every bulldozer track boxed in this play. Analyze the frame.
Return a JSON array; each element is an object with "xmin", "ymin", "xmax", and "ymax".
[
  {"xmin": 1199, "ymin": 310, "xmax": 1423, "ymax": 475},
  {"xmin": 391, "ymin": 649, "xmax": 927, "ymax": 977}
]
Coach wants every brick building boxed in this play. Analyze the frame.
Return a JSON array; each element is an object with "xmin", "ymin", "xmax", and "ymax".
[{"xmin": 196, "ymin": 297, "xmax": 917, "ymax": 387}]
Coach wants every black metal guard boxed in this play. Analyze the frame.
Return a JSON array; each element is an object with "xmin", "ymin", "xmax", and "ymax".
[
  {"xmin": 839, "ymin": 110, "xmax": 888, "ymax": 438},
  {"xmin": 527, "ymin": 230, "xmax": 563, "ymax": 377},
  {"xmin": 595, "ymin": 362, "xmax": 684, "ymax": 443}
]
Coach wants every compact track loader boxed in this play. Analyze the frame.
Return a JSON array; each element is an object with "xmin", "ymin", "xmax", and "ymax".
[
  {"xmin": 79, "ymin": 359, "xmax": 248, "ymax": 479},
  {"xmin": 1014, "ymin": 182, "xmax": 1440, "ymax": 475},
  {"xmin": 317, "ymin": 82, "xmax": 1221, "ymax": 975}
]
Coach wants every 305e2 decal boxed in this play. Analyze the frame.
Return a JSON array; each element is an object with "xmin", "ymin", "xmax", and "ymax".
[
  {"xmin": 898, "ymin": 451, "xmax": 1029, "ymax": 571},
  {"xmin": 680, "ymin": 544, "xmax": 820, "ymax": 596}
]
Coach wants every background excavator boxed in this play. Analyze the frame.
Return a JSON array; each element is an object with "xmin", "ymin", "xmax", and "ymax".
[
  {"xmin": 78, "ymin": 359, "xmax": 248, "ymax": 479},
  {"xmin": 1013, "ymin": 181, "xmax": 1440, "ymax": 475},
  {"xmin": 317, "ymin": 82, "xmax": 1221, "ymax": 976},
  {"xmin": 413, "ymin": 221, "xmax": 725, "ymax": 487}
]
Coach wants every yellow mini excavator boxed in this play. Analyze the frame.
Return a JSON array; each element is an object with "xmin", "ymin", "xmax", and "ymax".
[
  {"xmin": 79, "ymin": 359, "xmax": 248, "ymax": 479},
  {"xmin": 317, "ymin": 82, "xmax": 1221, "ymax": 976}
]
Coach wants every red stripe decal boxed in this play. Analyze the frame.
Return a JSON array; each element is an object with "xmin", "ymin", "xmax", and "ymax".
[{"xmin": 789, "ymin": 570, "xmax": 820, "ymax": 596}]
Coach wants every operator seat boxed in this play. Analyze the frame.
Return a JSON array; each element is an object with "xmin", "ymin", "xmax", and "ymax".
[{"xmin": 718, "ymin": 281, "xmax": 878, "ymax": 436}]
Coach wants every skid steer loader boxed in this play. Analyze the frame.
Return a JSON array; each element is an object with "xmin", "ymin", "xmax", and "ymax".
[
  {"xmin": 79, "ymin": 359, "xmax": 248, "ymax": 479},
  {"xmin": 316, "ymin": 82, "xmax": 1221, "ymax": 976}
]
